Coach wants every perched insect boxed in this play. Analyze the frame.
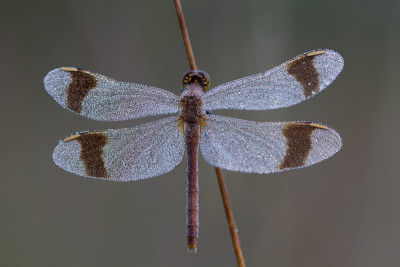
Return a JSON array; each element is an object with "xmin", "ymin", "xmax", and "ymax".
[{"xmin": 44, "ymin": 49, "xmax": 343, "ymax": 251}]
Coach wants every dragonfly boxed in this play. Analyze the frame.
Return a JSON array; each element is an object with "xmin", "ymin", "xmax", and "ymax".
[{"xmin": 44, "ymin": 49, "xmax": 343, "ymax": 251}]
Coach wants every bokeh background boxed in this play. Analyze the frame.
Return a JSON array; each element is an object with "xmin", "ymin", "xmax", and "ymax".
[{"xmin": 1, "ymin": 0, "xmax": 399, "ymax": 266}]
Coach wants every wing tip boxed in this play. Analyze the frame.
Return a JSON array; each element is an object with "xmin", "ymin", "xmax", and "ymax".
[
  {"xmin": 307, "ymin": 48, "xmax": 344, "ymax": 93},
  {"xmin": 43, "ymin": 68, "xmax": 71, "ymax": 102},
  {"xmin": 314, "ymin": 48, "xmax": 344, "ymax": 68},
  {"xmin": 52, "ymin": 138, "xmax": 75, "ymax": 175},
  {"xmin": 52, "ymin": 134, "xmax": 111, "ymax": 181},
  {"xmin": 311, "ymin": 123, "xmax": 343, "ymax": 161}
]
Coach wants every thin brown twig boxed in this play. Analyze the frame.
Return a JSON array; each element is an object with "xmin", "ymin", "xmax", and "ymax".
[
  {"xmin": 173, "ymin": 0, "xmax": 197, "ymax": 70},
  {"xmin": 173, "ymin": 1, "xmax": 246, "ymax": 266},
  {"xmin": 215, "ymin": 168, "xmax": 246, "ymax": 267}
]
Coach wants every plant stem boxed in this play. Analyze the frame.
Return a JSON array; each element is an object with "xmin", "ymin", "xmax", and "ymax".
[
  {"xmin": 173, "ymin": 0, "xmax": 197, "ymax": 70},
  {"xmin": 215, "ymin": 167, "xmax": 246, "ymax": 267},
  {"xmin": 173, "ymin": 1, "xmax": 246, "ymax": 266}
]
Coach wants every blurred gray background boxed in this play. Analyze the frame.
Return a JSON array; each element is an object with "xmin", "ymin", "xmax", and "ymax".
[{"xmin": 1, "ymin": 0, "xmax": 399, "ymax": 266}]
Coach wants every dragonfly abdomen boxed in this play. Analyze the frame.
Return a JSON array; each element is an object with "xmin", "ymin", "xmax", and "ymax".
[{"xmin": 186, "ymin": 122, "xmax": 200, "ymax": 251}]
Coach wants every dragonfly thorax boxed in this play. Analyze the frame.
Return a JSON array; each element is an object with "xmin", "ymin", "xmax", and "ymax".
[
  {"xmin": 180, "ymin": 70, "xmax": 209, "ymax": 125},
  {"xmin": 180, "ymin": 85, "xmax": 205, "ymax": 124}
]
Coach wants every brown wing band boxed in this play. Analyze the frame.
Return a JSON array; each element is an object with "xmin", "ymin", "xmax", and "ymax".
[
  {"xmin": 287, "ymin": 53, "xmax": 321, "ymax": 98},
  {"xmin": 279, "ymin": 123, "xmax": 317, "ymax": 170},
  {"xmin": 66, "ymin": 69, "xmax": 98, "ymax": 113},
  {"xmin": 76, "ymin": 133, "xmax": 109, "ymax": 178}
]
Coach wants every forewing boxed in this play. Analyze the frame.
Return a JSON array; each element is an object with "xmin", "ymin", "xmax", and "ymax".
[
  {"xmin": 200, "ymin": 115, "xmax": 342, "ymax": 173},
  {"xmin": 52, "ymin": 116, "xmax": 185, "ymax": 181},
  {"xmin": 203, "ymin": 49, "xmax": 343, "ymax": 111},
  {"xmin": 44, "ymin": 67, "xmax": 180, "ymax": 121}
]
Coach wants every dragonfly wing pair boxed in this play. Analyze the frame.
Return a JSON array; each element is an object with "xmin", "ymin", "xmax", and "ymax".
[
  {"xmin": 199, "ymin": 49, "xmax": 343, "ymax": 172},
  {"xmin": 45, "ymin": 49, "xmax": 343, "ymax": 180}
]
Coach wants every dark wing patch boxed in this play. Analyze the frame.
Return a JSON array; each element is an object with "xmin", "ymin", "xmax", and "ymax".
[
  {"xmin": 286, "ymin": 51, "xmax": 322, "ymax": 98},
  {"xmin": 279, "ymin": 122, "xmax": 319, "ymax": 169},
  {"xmin": 71, "ymin": 132, "xmax": 109, "ymax": 178},
  {"xmin": 65, "ymin": 68, "xmax": 98, "ymax": 113}
]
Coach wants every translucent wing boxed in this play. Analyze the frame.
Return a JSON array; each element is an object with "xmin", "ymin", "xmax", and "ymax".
[
  {"xmin": 200, "ymin": 115, "xmax": 342, "ymax": 173},
  {"xmin": 53, "ymin": 116, "xmax": 185, "ymax": 181},
  {"xmin": 44, "ymin": 67, "xmax": 180, "ymax": 121},
  {"xmin": 203, "ymin": 49, "xmax": 343, "ymax": 111}
]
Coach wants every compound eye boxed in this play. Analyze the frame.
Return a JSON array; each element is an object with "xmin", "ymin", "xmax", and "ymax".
[
  {"xmin": 183, "ymin": 71, "xmax": 193, "ymax": 83},
  {"xmin": 182, "ymin": 70, "xmax": 195, "ymax": 86},
  {"xmin": 198, "ymin": 71, "xmax": 210, "ymax": 91}
]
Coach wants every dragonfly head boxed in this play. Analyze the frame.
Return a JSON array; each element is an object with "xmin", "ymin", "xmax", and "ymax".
[{"xmin": 182, "ymin": 70, "xmax": 210, "ymax": 91}]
